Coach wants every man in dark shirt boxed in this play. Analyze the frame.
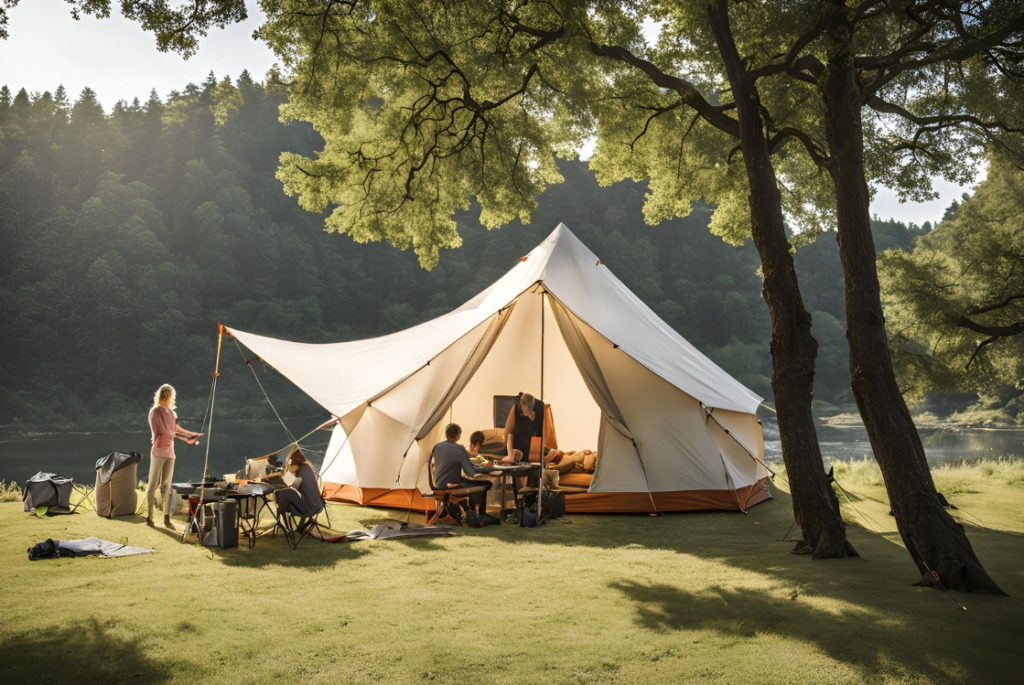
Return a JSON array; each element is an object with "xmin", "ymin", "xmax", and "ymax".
[{"xmin": 431, "ymin": 423, "xmax": 493, "ymax": 516}]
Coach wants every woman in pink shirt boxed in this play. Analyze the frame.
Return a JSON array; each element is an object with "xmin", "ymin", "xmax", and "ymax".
[{"xmin": 146, "ymin": 384, "xmax": 203, "ymax": 529}]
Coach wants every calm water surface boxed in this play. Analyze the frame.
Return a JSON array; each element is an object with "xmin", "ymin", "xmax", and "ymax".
[
  {"xmin": 760, "ymin": 418, "xmax": 1024, "ymax": 464},
  {"xmin": 2, "ymin": 416, "xmax": 1023, "ymax": 485},
  {"xmin": 0, "ymin": 418, "xmax": 333, "ymax": 485}
]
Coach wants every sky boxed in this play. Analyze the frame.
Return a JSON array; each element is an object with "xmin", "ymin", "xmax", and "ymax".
[
  {"xmin": 0, "ymin": 0, "xmax": 980, "ymax": 227},
  {"xmin": 0, "ymin": 0, "xmax": 277, "ymax": 106}
]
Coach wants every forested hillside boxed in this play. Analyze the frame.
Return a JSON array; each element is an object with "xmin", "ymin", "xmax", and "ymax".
[{"xmin": 0, "ymin": 74, "xmax": 925, "ymax": 430}]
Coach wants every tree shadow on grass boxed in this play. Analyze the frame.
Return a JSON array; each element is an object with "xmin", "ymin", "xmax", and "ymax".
[
  {"xmin": 607, "ymin": 578, "xmax": 974, "ymax": 683},
  {"xmin": 1, "ymin": 618, "xmax": 176, "ymax": 685},
  {"xmin": 470, "ymin": 487, "xmax": 1023, "ymax": 683}
]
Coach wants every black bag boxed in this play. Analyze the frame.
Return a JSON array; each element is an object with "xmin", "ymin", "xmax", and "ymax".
[
  {"xmin": 22, "ymin": 472, "xmax": 75, "ymax": 513},
  {"xmin": 28, "ymin": 539, "xmax": 60, "ymax": 561},
  {"xmin": 539, "ymin": 490, "xmax": 566, "ymax": 519},
  {"xmin": 465, "ymin": 510, "xmax": 499, "ymax": 528}
]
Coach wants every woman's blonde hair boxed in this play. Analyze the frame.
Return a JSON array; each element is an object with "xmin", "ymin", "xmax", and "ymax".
[{"xmin": 153, "ymin": 384, "xmax": 176, "ymax": 410}]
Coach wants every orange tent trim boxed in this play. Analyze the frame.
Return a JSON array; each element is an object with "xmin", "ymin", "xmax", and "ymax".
[{"xmin": 322, "ymin": 477, "xmax": 772, "ymax": 515}]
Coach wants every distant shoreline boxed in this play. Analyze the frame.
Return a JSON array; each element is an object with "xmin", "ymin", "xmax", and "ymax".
[{"xmin": 819, "ymin": 411, "xmax": 1024, "ymax": 432}]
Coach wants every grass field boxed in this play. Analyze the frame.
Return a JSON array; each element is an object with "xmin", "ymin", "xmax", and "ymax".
[{"xmin": 2, "ymin": 460, "xmax": 1022, "ymax": 685}]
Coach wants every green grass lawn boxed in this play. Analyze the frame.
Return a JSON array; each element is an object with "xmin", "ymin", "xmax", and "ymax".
[{"xmin": 2, "ymin": 462, "xmax": 1022, "ymax": 685}]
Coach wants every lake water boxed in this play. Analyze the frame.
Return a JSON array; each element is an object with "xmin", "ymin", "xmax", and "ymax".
[
  {"xmin": 2, "ymin": 416, "xmax": 1023, "ymax": 486},
  {"xmin": 760, "ymin": 419, "xmax": 1024, "ymax": 465},
  {"xmin": 0, "ymin": 417, "xmax": 334, "ymax": 485}
]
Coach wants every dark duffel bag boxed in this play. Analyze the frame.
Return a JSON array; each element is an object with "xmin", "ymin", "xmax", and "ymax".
[{"xmin": 28, "ymin": 538, "xmax": 60, "ymax": 561}]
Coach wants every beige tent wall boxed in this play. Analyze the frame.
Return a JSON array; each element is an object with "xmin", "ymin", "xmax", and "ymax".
[
  {"xmin": 449, "ymin": 289, "xmax": 602, "ymax": 451},
  {"xmin": 592, "ymin": 414, "xmax": 650, "ymax": 491},
  {"xmin": 321, "ymin": 424, "xmax": 355, "ymax": 487},
  {"xmin": 406, "ymin": 419, "xmax": 447, "ymax": 491},
  {"xmin": 571, "ymin": 315, "xmax": 733, "ymax": 493},
  {"xmin": 707, "ymin": 409, "xmax": 768, "ymax": 488},
  {"xmin": 330, "ymin": 314, "xmax": 499, "ymax": 489}
]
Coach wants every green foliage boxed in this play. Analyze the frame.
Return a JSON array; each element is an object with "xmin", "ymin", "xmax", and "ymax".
[
  {"xmin": 258, "ymin": 1, "xmax": 840, "ymax": 266},
  {"xmin": 880, "ymin": 155, "xmax": 1024, "ymax": 400},
  {"xmin": 829, "ymin": 456, "xmax": 1024, "ymax": 496},
  {"xmin": 265, "ymin": 1, "xmax": 593, "ymax": 268}
]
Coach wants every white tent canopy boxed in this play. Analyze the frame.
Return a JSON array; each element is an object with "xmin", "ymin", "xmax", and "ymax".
[{"xmin": 227, "ymin": 223, "xmax": 770, "ymax": 513}]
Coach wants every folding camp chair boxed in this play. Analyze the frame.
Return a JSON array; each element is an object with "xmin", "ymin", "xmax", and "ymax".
[
  {"xmin": 273, "ymin": 468, "xmax": 329, "ymax": 549},
  {"xmin": 423, "ymin": 457, "xmax": 488, "ymax": 526},
  {"xmin": 277, "ymin": 506, "xmax": 327, "ymax": 549}
]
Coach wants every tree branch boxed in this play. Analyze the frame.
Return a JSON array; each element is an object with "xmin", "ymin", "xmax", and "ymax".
[
  {"xmin": 957, "ymin": 315, "xmax": 1024, "ymax": 339},
  {"xmin": 768, "ymin": 127, "xmax": 830, "ymax": 166},
  {"xmin": 965, "ymin": 336, "xmax": 1001, "ymax": 369},
  {"xmin": 866, "ymin": 94, "xmax": 1024, "ymax": 134},
  {"xmin": 965, "ymin": 294, "xmax": 1024, "ymax": 318},
  {"xmin": 588, "ymin": 42, "xmax": 739, "ymax": 138},
  {"xmin": 861, "ymin": 13, "xmax": 1024, "ymax": 98}
]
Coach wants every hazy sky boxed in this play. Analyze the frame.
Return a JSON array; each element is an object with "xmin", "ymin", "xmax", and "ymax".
[
  {"xmin": 0, "ymin": 0, "xmax": 277, "ymax": 106},
  {"xmin": 1, "ymin": 0, "xmax": 978, "ymax": 227}
]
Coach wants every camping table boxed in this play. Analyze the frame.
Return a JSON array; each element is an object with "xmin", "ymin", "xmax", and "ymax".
[
  {"xmin": 474, "ymin": 463, "xmax": 541, "ymax": 521},
  {"xmin": 176, "ymin": 483, "xmax": 288, "ymax": 549},
  {"xmin": 223, "ymin": 483, "xmax": 288, "ymax": 549}
]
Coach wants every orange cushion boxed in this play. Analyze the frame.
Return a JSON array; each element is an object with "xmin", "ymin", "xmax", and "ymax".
[{"xmin": 558, "ymin": 473, "xmax": 593, "ymax": 488}]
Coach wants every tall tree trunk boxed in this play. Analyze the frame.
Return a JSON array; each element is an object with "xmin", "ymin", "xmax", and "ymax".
[
  {"xmin": 821, "ymin": 5, "xmax": 1004, "ymax": 593},
  {"xmin": 708, "ymin": 0, "xmax": 855, "ymax": 559}
]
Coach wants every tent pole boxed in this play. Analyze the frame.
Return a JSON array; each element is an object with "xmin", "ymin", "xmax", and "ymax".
[
  {"xmin": 186, "ymin": 322, "xmax": 224, "ymax": 544},
  {"xmin": 538, "ymin": 290, "xmax": 545, "ymax": 522}
]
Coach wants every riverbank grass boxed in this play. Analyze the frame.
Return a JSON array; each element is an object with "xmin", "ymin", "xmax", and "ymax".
[{"xmin": 2, "ymin": 460, "xmax": 1022, "ymax": 685}]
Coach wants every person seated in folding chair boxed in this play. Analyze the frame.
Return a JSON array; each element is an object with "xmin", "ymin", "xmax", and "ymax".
[
  {"xmin": 431, "ymin": 423, "xmax": 494, "ymax": 520},
  {"xmin": 274, "ymin": 447, "xmax": 325, "ymax": 544}
]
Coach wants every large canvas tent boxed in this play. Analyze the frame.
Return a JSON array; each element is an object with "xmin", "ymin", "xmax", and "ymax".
[{"xmin": 226, "ymin": 224, "xmax": 771, "ymax": 514}]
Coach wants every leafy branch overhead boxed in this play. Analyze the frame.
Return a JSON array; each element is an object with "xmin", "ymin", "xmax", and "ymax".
[
  {"xmin": 258, "ymin": 1, "xmax": 828, "ymax": 267},
  {"xmin": 256, "ymin": 1, "xmax": 1023, "ymax": 268}
]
